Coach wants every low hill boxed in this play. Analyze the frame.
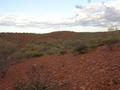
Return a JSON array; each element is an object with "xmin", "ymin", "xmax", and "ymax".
[{"xmin": 0, "ymin": 31, "xmax": 120, "ymax": 90}]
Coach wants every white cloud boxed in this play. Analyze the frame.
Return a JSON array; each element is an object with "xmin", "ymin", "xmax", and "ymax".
[
  {"xmin": 0, "ymin": 0, "xmax": 120, "ymax": 33},
  {"xmin": 72, "ymin": 1, "xmax": 120, "ymax": 27}
]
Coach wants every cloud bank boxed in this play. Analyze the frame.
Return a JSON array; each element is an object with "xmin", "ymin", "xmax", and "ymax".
[
  {"xmin": 0, "ymin": 0, "xmax": 120, "ymax": 33},
  {"xmin": 74, "ymin": 1, "xmax": 120, "ymax": 27}
]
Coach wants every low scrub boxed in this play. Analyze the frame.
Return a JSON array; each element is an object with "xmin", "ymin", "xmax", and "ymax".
[
  {"xmin": 14, "ymin": 81, "xmax": 50, "ymax": 90},
  {"xmin": 14, "ymin": 65, "xmax": 70, "ymax": 90},
  {"xmin": 1, "ymin": 32, "xmax": 120, "ymax": 63},
  {"xmin": 0, "ymin": 40, "xmax": 17, "ymax": 59},
  {"xmin": 14, "ymin": 80, "xmax": 69, "ymax": 90},
  {"xmin": 13, "ymin": 43, "xmax": 66, "ymax": 59},
  {"xmin": 13, "ymin": 50, "xmax": 43, "ymax": 59},
  {"xmin": 73, "ymin": 43, "xmax": 88, "ymax": 54},
  {"xmin": 0, "ymin": 39, "xmax": 17, "ymax": 71}
]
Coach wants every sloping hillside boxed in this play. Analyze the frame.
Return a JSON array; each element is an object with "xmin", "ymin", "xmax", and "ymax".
[
  {"xmin": 0, "ymin": 31, "xmax": 120, "ymax": 90},
  {"xmin": 0, "ymin": 43, "xmax": 120, "ymax": 90}
]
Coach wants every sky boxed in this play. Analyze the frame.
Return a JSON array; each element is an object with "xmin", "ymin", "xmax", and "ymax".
[{"xmin": 0, "ymin": 0, "xmax": 120, "ymax": 33}]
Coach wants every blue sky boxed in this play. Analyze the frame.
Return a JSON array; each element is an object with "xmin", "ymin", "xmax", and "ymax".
[
  {"xmin": 0, "ymin": 0, "xmax": 119, "ymax": 33},
  {"xmin": 0, "ymin": 0, "xmax": 87, "ymax": 16},
  {"xmin": 0, "ymin": 0, "xmax": 107, "ymax": 16}
]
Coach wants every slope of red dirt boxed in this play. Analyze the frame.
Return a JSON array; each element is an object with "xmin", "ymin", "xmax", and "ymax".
[{"xmin": 0, "ymin": 44, "xmax": 120, "ymax": 90}]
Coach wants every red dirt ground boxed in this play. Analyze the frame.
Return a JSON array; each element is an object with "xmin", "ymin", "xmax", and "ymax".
[{"xmin": 0, "ymin": 44, "xmax": 120, "ymax": 90}]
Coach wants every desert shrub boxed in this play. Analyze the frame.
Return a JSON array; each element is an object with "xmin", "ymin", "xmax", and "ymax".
[
  {"xmin": 59, "ymin": 50, "xmax": 67, "ymax": 55},
  {"xmin": 0, "ymin": 39, "xmax": 17, "ymax": 71},
  {"xmin": 14, "ymin": 64, "xmax": 50, "ymax": 90},
  {"xmin": 102, "ymin": 37, "xmax": 120, "ymax": 46},
  {"xmin": 43, "ymin": 46, "xmax": 66, "ymax": 55},
  {"xmin": 14, "ymin": 50, "xmax": 43, "ymax": 59},
  {"xmin": 88, "ymin": 39, "xmax": 103, "ymax": 49},
  {"xmin": 0, "ymin": 39, "xmax": 17, "ymax": 78},
  {"xmin": 62, "ymin": 40, "xmax": 81, "ymax": 50},
  {"xmin": 100, "ymin": 37, "xmax": 120, "ymax": 50},
  {"xmin": 14, "ymin": 65, "xmax": 70, "ymax": 90},
  {"xmin": 14, "ymin": 81, "xmax": 49, "ymax": 90},
  {"xmin": 88, "ymin": 36, "xmax": 120, "ymax": 50},
  {"xmin": 12, "ymin": 43, "xmax": 45, "ymax": 59},
  {"xmin": 0, "ymin": 40, "xmax": 17, "ymax": 59},
  {"xmin": 55, "ymin": 40, "xmax": 90, "ymax": 54},
  {"xmin": 13, "ymin": 43, "xmax": 66, "ymax": 59},
  {"xmin": 14, "ymin": 80, "xmax": 69, "ymax": 90},
  {"xmin": 73, "ymin": 43, "xmax": 88, "ymax": 54}
]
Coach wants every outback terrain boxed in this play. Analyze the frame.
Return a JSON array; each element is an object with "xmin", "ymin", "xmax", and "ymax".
[{"xmin": 0, "ymin": 31, "xmax": 120, "ymax": 90}]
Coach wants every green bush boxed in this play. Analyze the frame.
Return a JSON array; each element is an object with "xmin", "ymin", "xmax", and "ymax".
[
  {"xmin": 73, "ymin": 43, "xmax": 88, "ymax": 54},
  {"xmin": 13, "ymin": 43, "xmax": 66, "ymax": 59},
  {"xmin": 14, "ymin": 50, "xmax": 43, "ymax": 59}
]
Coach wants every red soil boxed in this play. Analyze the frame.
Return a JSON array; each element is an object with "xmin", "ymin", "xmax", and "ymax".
[{"xmin": 0, "ymin": 44, "xmax": 120, "ymax": 90}]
